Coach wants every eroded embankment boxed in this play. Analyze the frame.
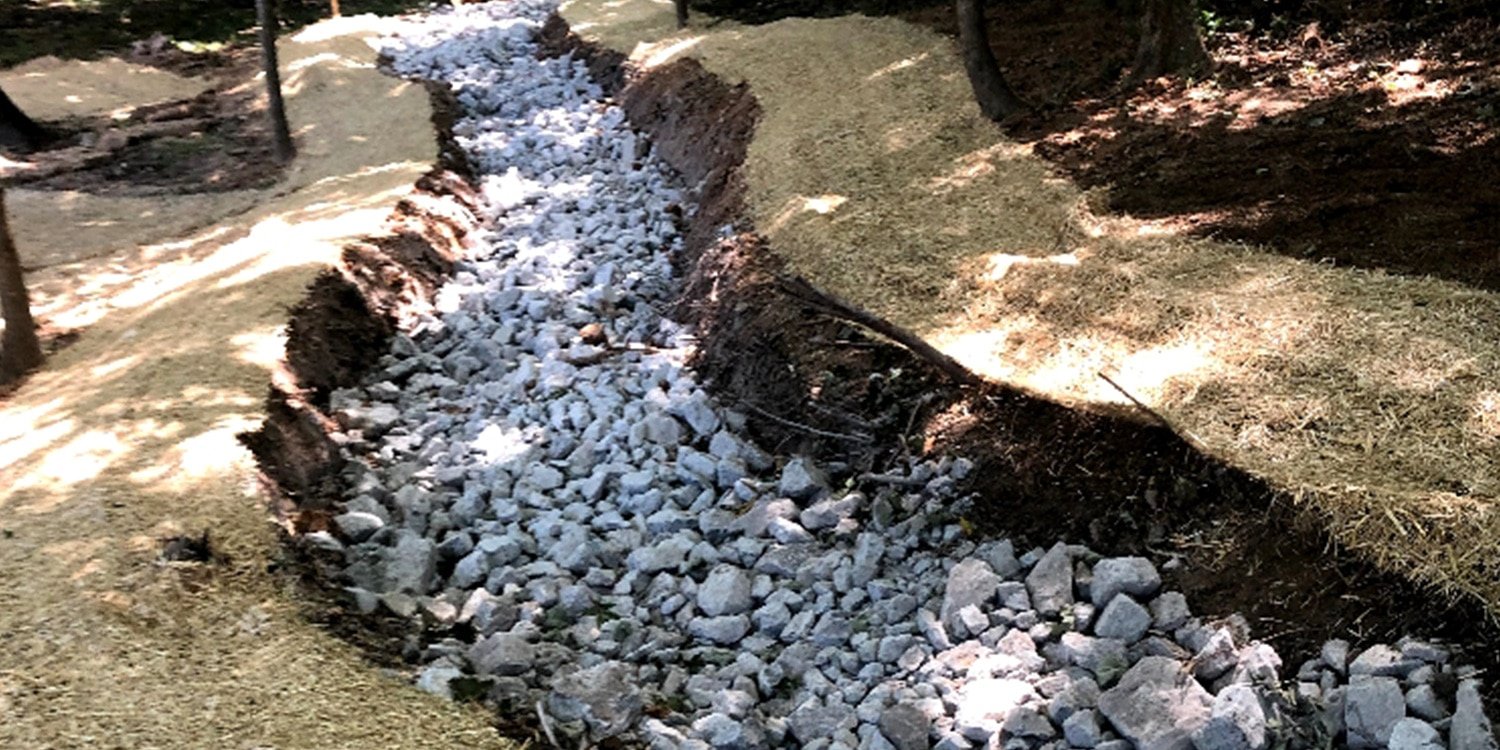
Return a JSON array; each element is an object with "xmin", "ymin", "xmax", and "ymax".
[
  {"xmin": 532, "ymin": 15, "xmax": 1500, "ymax": 683},
  {"xmin": 244, "ymin": 83, "xmax": 484, "ymax": 621}
]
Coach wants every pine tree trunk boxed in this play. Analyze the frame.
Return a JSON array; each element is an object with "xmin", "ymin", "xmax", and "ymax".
[
  {"xmin": 956, "ymin": 0, "xmax": 1026, "ymax": 121},
  {"xmin": 257, "ymin": 0, "xmax": 296, "ymax": 163},
  {"xmin": 1132, "ymin": 0, "xmax": 1211, "ymax": 81},
  {"xmin": 0, "ymin": 86, "xmax": 49, "ymax": 152},
  {"xmin": 0, "ymin": 187, "xmax": 44, "ymax": 385},
  {"xmin": 674, "ymin": 0, "xmax": 688, "ymax": 29},
  {"xmin": 330, "ymin": 0, "xmax": 341, "ymax": 17}
]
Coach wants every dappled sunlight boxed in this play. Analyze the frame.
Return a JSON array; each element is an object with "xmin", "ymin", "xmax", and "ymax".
[
  {"xmin": 928, "ymin": 141, "xmax": 1037, "ymax": 194},
  {"xmin": 977, "ymin": 250, "xmax": 1080, "ymax": 284},
  {"xmin": 637, "ymin": 36, "xmax": 704, "ymax": 70},
  {"xmin": 0, "ymin": 13, "xmax": 516, "ymax": 748},
  {"xmin": 231, "ymin": 327, "xmax": 291, "ymax": 372},
  {"xmin": 0, "ymin": 55, "xmax": 206, "ymax": 121},
  {"xmin": 867, "ymin": 52, "xmax": 931, "ymax": 80},
  {"xmin": 765, "ymin": 193, "xmax": 849, "ymax": 233},
  {"xmin": 1472, "ymin": 391, "xmax": 1500, "ymax": 443},
  {"xmin": 130, "ymin": 417, "xmax": 262, "ymax": 491},
  {"xmin": 9, "ymin": 427, "xmax": 136, "ymax": 502}
]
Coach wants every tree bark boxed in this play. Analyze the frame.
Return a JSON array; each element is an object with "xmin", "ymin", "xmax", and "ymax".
[
  {"xmin": 0, "ymin": 187, "xmax": 44, "ymax": 385},
  {"xmin": 1132, "ymin": 0, "xmax": 1211, "ymax": 81},
  {"xmin": 0, "ymin": 86, "xmax": 50, "ymax": 153},
  {"xmin": 257, "ymin": 0, "xmax": 296, "ymax": 164},
  {"xmin": 330, "ymin": 0, "xmax": 341, "ymax": 17},
  {"xmin": 674, "ymin": 0, "xmax": 688, "ymax": 29},
  {"xmin": 955, "ymin": 0, "xmax": 1026, "ymax": 121}
]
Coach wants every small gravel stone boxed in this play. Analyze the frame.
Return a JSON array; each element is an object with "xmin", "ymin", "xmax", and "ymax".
[
  {"xmin": 1090, "ymin": 557, "xmax": 1162, "ymax": 608},
  {"xmin": 1093, "ymin": 595, "xmax": 1151, "ymax": 644},
  {"xmin": 1345, "ymin": 676, "xmax": 1406, "ymax": 750},
  {"xmin": 1025, "ymin": 543, "xmax": 1074, "ymax": 617},
  {"xmin": 1388, "ymin": 717, "xmax": 1445, "ymax": 750},
  {"xmin": 1191, "ymin": 684, "xmax": 1268, "ymax": 750},
  {"xmin": 1452, "ymin": 679, "xmax": 1499, "ymax": 750}
]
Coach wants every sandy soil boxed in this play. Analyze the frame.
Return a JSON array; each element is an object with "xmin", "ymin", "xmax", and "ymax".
[
  {"xmin": 560, "ymin": 0, "xmax": 1500, "ymax": 612},
  {"xmin": 0, "ymin": 16, "xmax": 508, "ymax": 749}
]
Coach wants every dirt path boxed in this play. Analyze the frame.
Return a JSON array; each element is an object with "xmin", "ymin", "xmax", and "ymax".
[{"xmin": 0, "ymin": 17, "xmax": 507, "ymax": 749}]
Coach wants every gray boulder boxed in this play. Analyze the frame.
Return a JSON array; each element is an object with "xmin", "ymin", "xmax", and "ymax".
[
  {"xmin": 1453, "ymin": 679, "xmax": 1499, "ymax": 750},
  {"xmin": 1345, "ymin": 676, "xmax": 1406, "ymax": 750},
  {"xmin": 1026, "ymin": 542, "xmax": 1075, "ymax": 617},
  {"xmin": 1190, "ymin": 685, "xmax": 1267, "ymax": 750},
  {"xmin": 468, "ymin": 632, "xmax": 535, "ymax": 676},
  {"xmin": 548, "ymin": 661, "xmax": 643, "ymax": 738},
  {"xmin": 941, "ymin": 559, "xmax": 1001, "ymax": 635},
  {"xmin": 779, "ymin": 457, "xmax": 830, "ymax": 501},
  {"xmin": 699, "ymin": 564, "xmax": 754, "ymax": 616},
  {"xmin": 788, "ymin": 700, "xmax": 858, "ymax": 744},
  {"xmin": 1091, "ymin": 557, "xmax": 1162, "ymax": 607},
  {"xmin": 1094, "ymin": 595, "xmax": 1152, "ymax": 644},
  {"xmin": 383, "ymin": 529, "xmax": 436, "ymax": 594},
  {"xmin": 1098, "ymin": 656, "xmax": 1213, "ymax": 750},
  {"xmin": 878, "ymin": 702, "xmax": 933, "ymax": 750},
  {"xmin": 1388, "ymin": 718, "xmax": 1444, "ymax": 750}
]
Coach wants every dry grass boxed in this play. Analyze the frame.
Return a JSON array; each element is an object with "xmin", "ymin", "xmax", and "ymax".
[
  {"xmin": 562, "ymin": 0, "xmax": 1500, "ymax": 611},
  {"xmin": 0, "ymin": 17, "xmax": 510, "ymax": 749}
]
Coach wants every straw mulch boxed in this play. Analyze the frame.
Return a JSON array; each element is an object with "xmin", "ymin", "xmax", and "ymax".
[
  {"xmin": 562, "ymin": 0, "xmax": 1500, "ymax": 611},
  {"xmin": 0, "ymin": 18, "xmax": 510, "ymax": 748}
]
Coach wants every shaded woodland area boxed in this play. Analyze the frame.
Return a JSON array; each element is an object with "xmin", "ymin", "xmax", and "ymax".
[{"xmin": 692, "ymin": 0, "xmax": 1500, "ymax": 292}]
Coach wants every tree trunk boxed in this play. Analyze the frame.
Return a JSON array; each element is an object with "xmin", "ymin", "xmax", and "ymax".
[
  {"xmin": 674, "ymin": 0, "xmax": 688, "ymax": 29},
  {"xmin": 257, "ymin": 0, "xmax": 296, "ymax": 163},
  {"xmin": 1132, "ymin": 0, "xmax": 1211, "ymax": 81},
  {"xmin": 0, "ymin": 187, "xmax": 44, "ymax": 385},
  {"xmin": 0, "ymin": 86, "xmax": 49, "ymax": 153},
  {"xmin": 955, "ymin": 0, "xmax": 1026, "ymax": 121},
  {"xmin": 330, "ymin": 0, "xmax": 341, "ymax": 17}
]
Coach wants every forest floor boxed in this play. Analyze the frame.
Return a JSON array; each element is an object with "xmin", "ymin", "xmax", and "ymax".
[
  {"xmin": 903, "ymin": 0, "xmax": 1500, "ymax": 293},
  {"xmin": 0, "ymin": 15, "xmax": 510, "ymax": 749}
]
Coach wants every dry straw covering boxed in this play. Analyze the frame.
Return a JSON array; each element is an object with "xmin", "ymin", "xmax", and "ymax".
[
  {"xmin": 562, "ymin": 0, "xmax": 1500, "ymax": 611},
  {"xmin": 0, "ymin": 18, "xmax": 510, "ymax": 749}
]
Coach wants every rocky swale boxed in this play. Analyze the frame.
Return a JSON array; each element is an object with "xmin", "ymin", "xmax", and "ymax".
[{"xmin": 297, "ymin": 2, "xmax": 1500, "ymax": 748}]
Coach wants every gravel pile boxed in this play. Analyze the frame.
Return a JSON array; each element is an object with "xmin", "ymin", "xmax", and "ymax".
[{"xmin": 296, "ymin": 2, "xmax": 1499, "ymax": 748}]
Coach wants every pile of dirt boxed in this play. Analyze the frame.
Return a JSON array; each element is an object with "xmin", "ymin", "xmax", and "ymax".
[{"xmin": 549, "ymin": 0, "xmax": 1500, "ymax": 694}]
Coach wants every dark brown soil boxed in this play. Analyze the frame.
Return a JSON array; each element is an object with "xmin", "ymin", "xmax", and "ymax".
[{"xmin": 539, "ymin": 13, "xmax": 1500, "ymax": 694}]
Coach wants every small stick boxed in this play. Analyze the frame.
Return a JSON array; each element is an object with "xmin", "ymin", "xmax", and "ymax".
[
  {"xmin": 536, "ymin": 701, "xmax": 559, "ymax": 748},
  {"xmin": 778, "ymin": 274, "xmax": 983, "ymax": 388},
  {"xmin": 743, "ymin": 402, "xmax": 874, "ymax": 444},
  {"xmin": 858, "ymin": 472, "xmax": 927, "ymax": 488},
  {"xmin": 1097, "ymin": 370, "xmax": 1209, "ymax": 453}
]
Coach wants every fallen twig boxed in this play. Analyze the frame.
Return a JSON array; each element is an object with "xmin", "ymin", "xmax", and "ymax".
[
  {"xmin": 858, "ymin": 471, "xmax": 928, "ymax": 488},
  {"xmin": 743, "ymin": 402, "xmax": 874, "ymax": 444},
  {"xmin": 1097, "ymin": 370, "xmax": 1209, "ymax": 453},
  {"xmin": 536, "ymin": 700, "xmax": 559, "ymax": 748},
  {"xmin": 778, "ymin": 274, "xmax": 983, "ymax": 388}
]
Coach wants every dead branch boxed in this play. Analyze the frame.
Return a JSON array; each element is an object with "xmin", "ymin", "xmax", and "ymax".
[
  {"xmin": 1097, "ymin": 370, "xmax": 1209, "ymax": 453},
  {"xmin": 778, "ymin": 274, "xmax": 983, "ymax": 388},
  {"xmin": 743, "ymin": 401, "xmax": 874, "ymax": 444}
]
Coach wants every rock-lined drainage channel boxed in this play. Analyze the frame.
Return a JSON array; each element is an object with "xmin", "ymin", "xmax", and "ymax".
[{"xmin": 295, "ymin": 3, "xmax": 1500, "ymax": 749}]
